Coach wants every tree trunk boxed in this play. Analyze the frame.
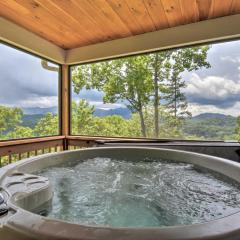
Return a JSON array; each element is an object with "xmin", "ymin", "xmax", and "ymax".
[
  {"xmin": 174, "ymin": 78, "xmax": 177, "ymax": 118},
  {"xmin": 139, "ymin": 107, "xmax": 146, "ymax": 137},
  {"xmin": 154, "ymin": 54, "xmax": 159, "ymax": 138}
]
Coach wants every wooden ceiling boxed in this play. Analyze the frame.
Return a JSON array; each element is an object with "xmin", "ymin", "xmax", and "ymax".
[{"xmin": 0, "ymin": 0, "xmax": 240, "ymax": 50}]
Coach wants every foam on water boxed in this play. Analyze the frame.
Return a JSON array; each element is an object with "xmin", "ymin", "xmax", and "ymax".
[{"xmin": 36, "ymin": 157, "xmax": 240, "ymax": 227}]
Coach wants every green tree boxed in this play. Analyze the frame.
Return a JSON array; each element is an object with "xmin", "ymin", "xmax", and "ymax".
[
  {"xmin": 131, "ymin": 47, "xmax": 210, "ymax": 138},
  {"xmin": 71, "ymin": 100, "xmax": 95, "ymax": 135},
  {"xmin": 142, "ymin": 106, "xmax": 183, "ymax": 138},
  {"xmin": 71, "ymin": 99, "xmax": 141, "ymax": 137},
  {"xmin": 103, "ymin": 56, "xmax": 153, "ymax": 137},
  {"xmin": 82, "ymin": 115, "xmax": 130, "ymax": 137},
  {"xmin": 149, "ymin": 52, "xmax": 171, "ymax": 138},
  {"xmin": 235, "ymin": 116, "xmax": 240, "ymax": 141},
  {"xmin": 0, "ymin": 105, "xmax": 23, "ymax": 137},
  {"xmin": 72, "ymin": 56, "xmax": 153, "ymax": 137},
  {"xmin": 6, "ymin": 126, "xmax": 33, "ymax": 139},
  {"xmin": 34, "ymin": 113, "xmax": 58, "ymax": 136},
  {"xmin": 163, "ymin": 46, "xmax": 211, "ymax": 132},
  {"xmin": 72, "ymin": 46, "xmax": 211, "ymax": 139}
]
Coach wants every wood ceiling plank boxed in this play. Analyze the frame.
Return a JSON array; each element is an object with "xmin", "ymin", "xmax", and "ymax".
[
  {"xmin": 0, "ymin": 0, "xmax": 31, "ymax": 14},
  {"xmin": 13, "ymin": 0, "xmax": 85, "ymax": 48},
  {"xmin": 0, "ymin": 0, "xmax": 82, "ymax": 48},
  {"xmin": 230, "ymin": 0, "xmax": 240, "ymax": 14},
  {"xmin": 161, "ymin": 0, "xmax": 185, "ymax": 27},
  {"xmin": 143, "ymin": 0, "xmax": 169, "ymax": 30},
  {"xmin": 0, "ymin": 1, "xmax": 69, "ymax": 48},
  {"xmin": 106, "ymin": 0, "xmax": 144, "ymax": 35},
  {"xmin": 71, "ymin": 0, "xmax": 119, "ymax": 41},
  {"xmin": 1, "ymin": 0, "xmax": 240, "ymax": 50},
  {"xmin": 48, "ymin": 0, "xmax": 110, "ymax": 44},
  {"xmin": 209, "ymin": 0, "xmax": 234, "ymax": 18},
  {"xmin": 196, "ymin": 0, "xmax": 213, "ymax": 20},
  {"xmin": 125, "ymin": 0, "xmax": 156, "ymax": 32},
  {"xmin": 179, "ymin": 0, "xmax": 199, "ymax": 23},
  {"xmin": 74, "ymin": 0, "xmax": 132, "ymax": 39},
  {"xmin": 35, "ymin": 0, "xmax": 96, "ymax": 46}
]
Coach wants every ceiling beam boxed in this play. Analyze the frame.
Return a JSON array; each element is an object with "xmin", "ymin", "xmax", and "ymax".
[
  {"xmin": 1, "ymin": 14, "xmax": 240, "ymax": 65},
  {"xmin": 66, "ymin": 14, "xmax": 240, "ymax": 65},
  {"xmin": 0, "ymin": 17, "xmax": 65, "ymax": 64}
]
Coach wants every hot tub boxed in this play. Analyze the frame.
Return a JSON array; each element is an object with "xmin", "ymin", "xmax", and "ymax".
[{"xmin": 1, "ymin": 147, "xmax": 240, "ymax": 240}]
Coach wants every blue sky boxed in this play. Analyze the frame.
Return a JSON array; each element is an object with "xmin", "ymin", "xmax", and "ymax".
[{"xmin": 1, "ymin": 40, "xmax": 240, "ymax": 116}]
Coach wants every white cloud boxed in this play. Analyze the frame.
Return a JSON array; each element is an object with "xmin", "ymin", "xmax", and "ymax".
[
  {"xmin": 14, "ymin": 96, "xmax": 58, "ymax": 108},
  {"xmin": 220, "ymin": 56, "xmax": 240, "ymax": 63},
  {"xmin": 185, "ymin": 73, "xmax": 240, "ymax": 102}
]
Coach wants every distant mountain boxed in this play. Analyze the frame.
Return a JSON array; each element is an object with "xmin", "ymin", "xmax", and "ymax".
[
  {"xmin": 183, "ymin": 113, "xmax": 237, "ymax": 140},
  {"xmin": 21, "ymin": 114, "xmax": 44, "ymax": 128},
  {"xmin": 22, "ymin": 106, "xmax": 132, "ymax": 118},
  {"xmin": 20, "ymin": 107, "xmax": 237, "ymax": 140},
  {"xmin": 192, "ymin": 113, "xmax": 234, "ymax": 120},
  {"xmin": 20, "ymin": 107, "xmax": 132, "ymax": 130},
  {"xmin": 22, "ymin": 107, "xmax": 58, "ymax": 115},
  {"xmin": 93, "ymin": 107, "xmax": 132, "ymax": 119}
]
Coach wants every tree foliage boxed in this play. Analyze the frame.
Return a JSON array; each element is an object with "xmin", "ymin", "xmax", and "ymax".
[
  {"xmin": 235, "ymin": 116, "xmax": 240, "ymax": 141},
  {"xmin": 34, "ymin": 113, "xmax": 58, "ymax": 136},
  {"xmin": 72, "ymin": 100, "xmax": 95, "ymax": 135},
  {"xmin": 164, "ymin": 46, "xmax": 211, "ymax": 120},
  {"xmin": 6, "ymin": 126, "xmax": 33, "ymax": 139},
  {"xmin": 0, "ymin": 106, "xmax": 23, "ymax": 136},
  {"xmin": 72, "ymin": 56, "xmax": 153, "ymax": 137},
  {"xmin": 72, "ymin": 46, "xmax": 211, "ymax": 138},
  {"xmin": 1, "ymin": 45, "xmax": 238, "ymax": 143}
]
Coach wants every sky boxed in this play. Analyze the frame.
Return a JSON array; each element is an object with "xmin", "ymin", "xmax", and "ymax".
[
  {"xmin": 183, "ymin": 40, "xmax": 240, "ymax": 116},
  {"xmin": 0, "ymin": 44, "xmax": 59, "ymax": 108},
  {"xmin": 1, "ymin": 40, "xmax": 240, "ymax": 116}
]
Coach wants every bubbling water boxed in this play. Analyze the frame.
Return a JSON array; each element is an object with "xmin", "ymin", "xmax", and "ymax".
[{"xmin": 36, "ymin": 157, "xmax": 240, "ymax": 227}]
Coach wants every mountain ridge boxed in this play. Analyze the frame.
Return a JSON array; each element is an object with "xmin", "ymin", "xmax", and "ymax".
[
  {"xmin": 21, "ymin": 108, "xmax": 237, "ymax": 140},
  {"xmin": 22, "ymin": 106, "xmax": 237, "ymax": 119},
  {"xmin": 192, "ymin": 112, "xmax": 235, "ymax": 120},
  {"xmin": 22, "ymin": 107, "xmax": 58, "ymax": 115}
]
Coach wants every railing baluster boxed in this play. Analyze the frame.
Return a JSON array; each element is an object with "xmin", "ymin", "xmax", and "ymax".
[{"xmin": 0, "ymin": 136, "xmax": 67, "ymax": 168}]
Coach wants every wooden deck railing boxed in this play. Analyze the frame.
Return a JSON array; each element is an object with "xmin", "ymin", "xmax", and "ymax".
[
  {"xmin": 0, "ymin": 136, "xmax": 103, "ymax": 167},
  {"xmin": 0, "ymin": 136, "xmax": 65, "ymax": 167},
  {"xmin": 0, "ymin": 135, "xmax": 144, "ymax": 167},
  {"xmin": 1, "ymin": 136, "xmax": 240, "ymax": 167}
]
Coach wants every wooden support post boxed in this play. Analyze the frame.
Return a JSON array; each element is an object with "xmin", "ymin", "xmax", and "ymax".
[{"xmin": 61, "ymin": 65, "xmax": 70, "ymax": 150}]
